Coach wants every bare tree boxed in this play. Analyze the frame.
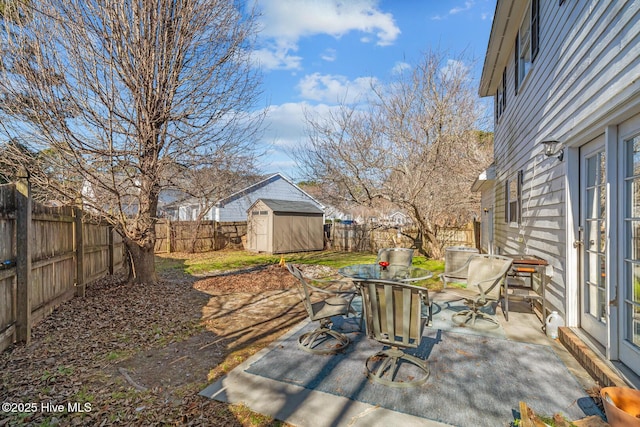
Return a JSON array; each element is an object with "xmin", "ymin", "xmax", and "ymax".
[
  {"xmin": 0, "ymin": 0, "xmax": 264, "ymax": 283},
  {"xmin": 298, "ymin": 50, "xmax": 492, "ymax": 258}
]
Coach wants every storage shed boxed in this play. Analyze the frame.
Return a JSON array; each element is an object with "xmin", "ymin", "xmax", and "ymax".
[{"xmin": 246, "ymin": 198, "xmax": 324, "ymax": 254}]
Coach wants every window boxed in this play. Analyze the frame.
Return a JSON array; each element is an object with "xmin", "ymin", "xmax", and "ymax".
[
  {"xmin": 624, "ymin": 135, "xmax": 640, "ymax": 345},
  {"xmin": 505, "ymin": 171, "xmax": 523, "ymax": 224},
  {"xmin": 495, "ymin": 68, "xmax": 507, "ymax": 120},
  {"xmin": 515, "ymin": 0, "xmax": 539, "ymax": 89}
]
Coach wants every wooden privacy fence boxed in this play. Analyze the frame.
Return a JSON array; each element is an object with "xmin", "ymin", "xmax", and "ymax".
[
  {"xmin": 155, "ymin": 220, "xmax": 247, "ymax": 253},
  {"xmin": 150, "ymin": 220, "xmax": 478, "ymax": 254},
  {"xmin": 328, "ymin": 222, "xmax": 477, "ymax": 254},
  {"xmin": 0, "ymin": 177, "xmax": 125, "ymax": 352}
]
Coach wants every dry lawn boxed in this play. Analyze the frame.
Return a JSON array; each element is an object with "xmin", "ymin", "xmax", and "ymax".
[{"xmin": 0, "ymin": 260, "xmax": 333, "ymax": 426}]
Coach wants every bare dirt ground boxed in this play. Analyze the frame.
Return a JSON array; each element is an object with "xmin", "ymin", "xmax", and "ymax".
[{"xmin": 0, "ymin": 261, "xmax": 336, "ymax": 426}]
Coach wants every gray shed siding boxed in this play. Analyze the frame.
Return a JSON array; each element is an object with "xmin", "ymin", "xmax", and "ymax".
[{"xmin": 246, "ymin": 199, "xmax": 324, "ymax": 254}]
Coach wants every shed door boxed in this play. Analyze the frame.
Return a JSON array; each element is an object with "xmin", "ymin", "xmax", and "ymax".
[{"xmin": 254, "ymin": 211, "xmax": 269, "ymax": 252}]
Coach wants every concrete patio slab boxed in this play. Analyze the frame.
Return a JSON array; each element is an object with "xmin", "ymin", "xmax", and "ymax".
[{"xmin": 200, "ymin": 288, "xmax": 606, "ymax": 427}]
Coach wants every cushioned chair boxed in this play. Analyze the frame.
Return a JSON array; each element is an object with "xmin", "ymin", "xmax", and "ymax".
[
  {"xmin": 358, "ymin": 279, "xmax": 432, "ymax": 388},
  {"xmin": 286, "ymin": 264, "xmax": 354, "ymax": 354},
  {"xmin": 447, "ymin": 254, "xmax": 513, "ymax": 329},
  {"xmin": 375, "ymin": 248, "xmax": 414, "ymax": 267}
]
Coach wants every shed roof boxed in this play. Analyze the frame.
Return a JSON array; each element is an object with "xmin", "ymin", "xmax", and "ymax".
[{"xmin": 252, "ymin": 198, "xmax": 324, "ymax": 215}]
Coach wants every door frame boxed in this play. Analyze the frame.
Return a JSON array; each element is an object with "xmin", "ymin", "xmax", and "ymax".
[
  {"xmin": 566, "ymin": 125, "xmax": 619, "ymax": 361},
  {"xmin": 617, "ymin": 120, "xmax": 640, "ymax": 373},
  {"xmin": 578, "ymin": 136, "xmax": 608, "ymax": 346}
]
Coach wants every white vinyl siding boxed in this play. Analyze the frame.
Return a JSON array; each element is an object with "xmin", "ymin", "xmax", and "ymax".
[{"xmin": 491, "ymin": 0, "xmax": 640, "ymax": 312}]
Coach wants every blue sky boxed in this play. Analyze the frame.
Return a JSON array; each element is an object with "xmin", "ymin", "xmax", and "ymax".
[{"xmin": 251, "ymin": 0, "xmax": 496, "ymax": 180}]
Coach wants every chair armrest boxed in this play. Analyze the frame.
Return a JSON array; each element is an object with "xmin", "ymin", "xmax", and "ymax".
[
  {"xmin": 473, "ymin": 273, "xmax": 510, "ymax": 300},
  {"xmin": 440, "ymin": 256, "xmax": 476, "ymax": 284},
  {"xmin": 304, "ymin": 277, "xmax": 357, "ymax": 303},
  {"xmin": 440, "ymin": 261, "xmax": 472, "ymax": 280}
]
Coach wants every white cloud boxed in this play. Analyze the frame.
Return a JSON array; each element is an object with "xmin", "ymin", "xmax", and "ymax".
[
  {"xmin": 296, "ymin": 73, "xmax": 376, "ymax": 103},
  {"xmin": 450, "ymin": 1, "xmax": 474, "ymax": 15},
  {"xmin": 321, "ymin": 48, "xmax": 337, "ymax": 62},
  {"xmin": 391, "ymin": 61, "xmax": 411, "ymax": 74},
  {"xmin": 253, "ymin": 47, "xmax": 302, "ymax": 71},
  {"xmin": 262, "ymin": 103, "xmax": 309, "ymax": 149},
  {"xmin": 256, "ymin": 102, "xmax": 340, "ymax": 178},
  {"xmin": 256, "ymin": 0, "xmax": 400, "ymax": 70},
  {"xmin": 431, "ymin": 0, "xmax": 477, "ymax": 20},
  {"xmin": 439, "ymin": 59, "xmax": 471, "ymax": 81}
]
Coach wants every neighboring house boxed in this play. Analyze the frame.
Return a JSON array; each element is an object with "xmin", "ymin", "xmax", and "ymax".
[
  {"xmin": 214, "ymin": 173, "xmax": 324, "ymax": 222},
  {"xmin": 323, "ymin": 205, "xmax": 350, "ymax": 222},
  {"xmin": 157, "ymin": 188, "xmax": 195, "ymax": 220},
  {"xmin": 162, "ymin": 173, "xmax": 325, "ymax": 222},
  {"xmin": 385, "ymin": 211, "xmax": 411, "ymax": 226},
  {"xmin": 330, "ymin": 205, "xmax": 412, "ymax": 226},
  {"xmin": 478, "ymin": 1, "xmax": 640, "ymax": 377}
]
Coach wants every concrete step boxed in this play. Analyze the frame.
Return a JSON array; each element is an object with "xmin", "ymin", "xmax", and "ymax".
[{"xmin": 559, "ymin": 327, "xmax": 628, "ymax": 387}]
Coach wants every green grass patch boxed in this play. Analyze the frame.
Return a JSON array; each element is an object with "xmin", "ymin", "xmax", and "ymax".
[{"xmin": 156, "ymin": 250, "xmax": 445, "ymax": 288}]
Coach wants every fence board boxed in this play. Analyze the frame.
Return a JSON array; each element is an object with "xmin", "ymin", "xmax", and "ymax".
[
  {"xmin": 0, "ymin": 181, "xmax": 125, "ymax": 352},
  {"xmin": 0, "ymin": 273, "xmax": 15, "ymax": 343},
  {"xmin": 154, "ymin": 221, "xmax": 247, "ymax": 253},
  {"xmin": 329, "ymin": 223, "xmax": 476, "ymax": 254}
]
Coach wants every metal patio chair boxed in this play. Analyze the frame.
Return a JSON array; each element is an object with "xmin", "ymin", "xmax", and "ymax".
[
  {"xmin": 358, "ymin": 279, "xmax": 432, "ymax": 388},
  {"xmin": 286, "ymin": 263, "xmax": 354, "ymax": 354},
  {"xmin": 447, "ymin": 254, "xmax": 513, "ymax": 329},
  {"xmin": 375, "ymin": 248, "xmax": 414, "ymax": 267}
]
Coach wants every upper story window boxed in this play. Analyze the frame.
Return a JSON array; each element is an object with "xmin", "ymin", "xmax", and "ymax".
[
  {"xmin": 505, "ymin": 170, "xmax": 523, "ymax": 225},
  {"xmin": 515, "ymin": 0, "xmax": 539, "ymax": 92},
  {"xmin": 495, "ymin": 68, "xmax": 507, "ymax": 121}
]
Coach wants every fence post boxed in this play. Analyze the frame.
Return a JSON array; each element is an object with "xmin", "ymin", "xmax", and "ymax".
[
  {"xmin": 74, "ymin": 205, "xmax": 85, "ymax": 297},
  {"xmin": 108, "ymin": 225, "xmax": 114, "ymax": 275},
  {"xmin": 166, "ymin": 220, "xmax": 171, "ymax": 253},
  {"xmin": 15, "ymin": 168, "xmax": 32, "ymax": 344}
]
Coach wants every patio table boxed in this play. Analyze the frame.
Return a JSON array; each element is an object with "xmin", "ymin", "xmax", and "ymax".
[
  {"xmin": 338, "ymin": 264, "xmax": 433, "ymax": 334},
  {"xmin": 338, "ymin": 264, "xmax": 433, "ymax": 283}
]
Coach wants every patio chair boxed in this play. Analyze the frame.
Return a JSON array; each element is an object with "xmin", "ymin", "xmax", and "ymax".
[
  {"xmin": 448, "ymin": 254, "xmax": 513, "ymax": 329},
  {"xmin": 375, "ymin": 248, "xmax": 414, "ymax": 267},
  {"xmin": 358, "ymin": 279, "xmax": 432, "ymax": 388},
  {"xmin": 286, "ymin": 264, "xmax": 354, "ymax": 354}
]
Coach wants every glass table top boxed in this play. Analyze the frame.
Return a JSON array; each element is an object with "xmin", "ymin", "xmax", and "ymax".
[{"xmin": 338, "ymin": 264, "xmax": 432, "ymax": 283}]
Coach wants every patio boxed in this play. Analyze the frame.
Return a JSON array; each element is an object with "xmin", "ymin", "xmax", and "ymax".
[{"xmin": 200, "ymin": 288, "xmax": 607, "ymax": 427}]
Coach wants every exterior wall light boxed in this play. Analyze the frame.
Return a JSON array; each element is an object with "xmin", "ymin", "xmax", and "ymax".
[{"xmin": 541, "ymin": 139, "xmax": 564, "ymax": 161}]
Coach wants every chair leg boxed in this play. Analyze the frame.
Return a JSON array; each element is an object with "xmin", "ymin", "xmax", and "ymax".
[
  {"xmin": 452, "ymin": 307, "xmax": 500, "ymax": 329},
  {"xmin": 365, "ymin": 347, "xmax": 430, "ymax": 388},
  {"xmin": 298, "ymin": 325, "xmax": 350, "ymax": 355}
]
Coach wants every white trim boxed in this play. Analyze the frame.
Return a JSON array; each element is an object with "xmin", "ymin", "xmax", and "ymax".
[
  {"xmin": 565, "ymin": 145, "xmax": 580, "ymax": 327},
  {"xmin": 606, "ymin": 125, "xmax": 619, "ymax": 360}
]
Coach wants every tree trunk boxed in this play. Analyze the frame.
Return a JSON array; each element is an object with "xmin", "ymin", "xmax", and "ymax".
[
  {"xmin": 413, "ymin": 217, "xmax": 442, "ymax": 259},
  {"xmin": 125, "ymin": 238, "xmax": 158, "ymax": 284}
]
